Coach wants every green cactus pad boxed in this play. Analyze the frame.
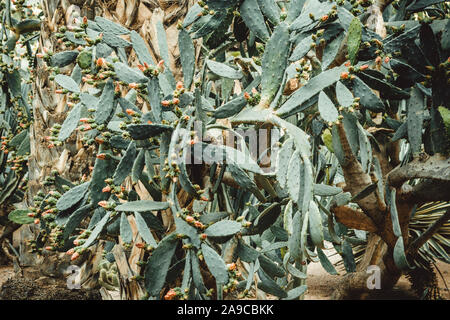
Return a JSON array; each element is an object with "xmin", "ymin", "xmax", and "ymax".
[
  {"xmin": 131, "ymin": 149, "xmax": 145, "ymax": 184},
  {"xmin": 258, "ymin": 254, "xmax": 285, "ymax": 278},
  {"xmin": 308, "ymin": 200, "xmax": 324, "ymax": 248},
  {"xmin": 358, "ymin": 70, "xmax": 410, "ymax": 99},
  {"xmin": 257, "ymin": 268, "xmax": 287, "ymax": 298},
  {"xmin": 83, "ymin": 212, "xmax": 111, "ymax": 248},
  {"xmin": 286, "ymin": 150, "xmax": 303, "ymax": 204},
  {"xmin": 9, "ymin": 130, "xmax": 27, "ymax": 148},
  {"xmin": 288, "ymin": 210, "xmax": 302, "ymax": 260},
  {"xmin": 174, "ymin": 216, "xmax": 200, "ymax": 247},
  {"xmin": 313, "ymin": 184, "xmax": 342, "ymax": 196},
  {"xmin": 126, "ymin": 123, "xmax": 173, "ymax": 140},
  {"xmin": 257, "ymin": 0, "xmax": 281, "ymax": 25},
  {"xmin": 347, "ymin": 17, "xmax": 362, "ymax": 65},
  {"xmin": 286, "ymin": 0, "xmax": 306, "ymax": 24},
  {"xmin": 134, "ymin": 211, "xmax": 158, "ymax": 247},
  {"xmin": 63, "ymin": 204, "xmax": 93, "ymax": 240},
  {"xmin": 94, "ymin": 79, "xmax": 115, "ymax": 124},
  {"xmin": 178, "ymin": 28, "xmax": 195, "ymax": 89},
  {"xmin": 113, "ymin": 141, "xmax": 136, "ymax": 185},
  {"xmin": 8, "ymin": 209, "xmax": 34, "ymax": 224},
  {"xmin": 191, "ymin": 11, "xmax": 227, "ymax": 39},
  {"xmin": 183, "ymin": 3, "xmax": 202, "ymax": 28},
  {"xmin": 95, "ymin": 16, "xmax": 130, "ymax": 35},
  {"xmin": 204, "ymin": 220, "xmax": 242, "ymax": 239},
  {"xmin": 64, "ymin": 31, "xmax": 87, "ymax": 45},
  {"xmin": 145, "ymin": 233, "xmax": 178, "ymax": 296},
  {"xmin": 206, "ymin": 59, "xmax": 243, "ymax": 80},
  {"xmin": 260, "ymin": 22, "xmax": 290, "ymax": 105},
  {"xmin": 115, "ymin": 200, "xmax": 169, "ymax": 212},
  {"xmin": 335, "ymin": 81, "xmax": 354, "ymax": 107},
  {"xmin": 345, "ymin": 76, "xmax": 385, "ymax": 112},
  {"xmin": 58, "ymin": 103, "xmax": 82, "ymax": 141},
  {"xmin": 90, "ymin": 147, "xmax": 115, "ymax": 206},
  {"xmin": 289, "ymin": 36, "xmax": 312, "ymax": 62},
  {"xmin": 76, "ymin": 50, "xmax": 92, "ymax": 70},
  {"xmin": 240, "ymin": 0, "xmax": 270, "ymax": 42},
  {"xmin": 252, "ymin": 203, "xmax": 282, "ymax": 235},
  {"xmin": 276, "ymin": 65, "xmax": 346, "ymax": 118},
  {"xmin": 56, "ymin": 181, "xmax": 90, "ymax": 212},
  {"xmin": 102, "ymin": 32, "xmax": 131, "ymax": 48},
  {"xmin": 317, "ymin": 247, "xmax": 338, "ymax": 275},
  {"xmin": 190, "ymin": 249, "xmax": 208, "ymax": 294},
  {"xmin": 113, "ymin": 62, "xmax": 148, "ymax": 84},
  {"xmin": 199, "ymin": 212, "xmax": 230, "ymax": 226},
  {"xmin": 216, "ymin": 97, "xmax": 248, "ymax": 120},
  {"xmin": 283, "ymin": 285, "xmax": 308, "ymax": 300},
  {"xmin": 201, "ymin": 243, "xmax": 229, "ymax": 285},
  {"xmin": 54, "ymin": 74, "xmax": 80, "ymax": 93},
  {"xmin": 318, "ymin": 91, "xmax": 338, "ymax": 122},
  {"xmin": 50, "ymin": 50, "xmax": 79, "ymax": 68},
  {"xmin": 407, "ymin": 86, "xmax": 425, "ymax": 155},
  {"xmin": 130, "ymin": 30, "xmax": 154, "ymax": 66}
]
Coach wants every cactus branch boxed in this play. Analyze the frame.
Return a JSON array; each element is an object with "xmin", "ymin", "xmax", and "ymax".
[
  {"xmin": 387, "ymin": 155, "xmax": 450, "ymax": 188},
  {"xmin": 336, "ymin": 122, "xmax": 384, "ymax": 226},
  {"xmin": 331, "ymin": 205, "xmax": 378, "ymax": 233}
]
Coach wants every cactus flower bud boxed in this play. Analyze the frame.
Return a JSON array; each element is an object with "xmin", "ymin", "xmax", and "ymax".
[
  {"xmin": 384, "ymin": 56, "xmax": 390, "ymax": 64},
  {"xmin": 176, "ymin": 81, "xmax": 184, "ymax": 90},
  {"xmin": 340, "ymin": 72, "xmax": 349, "ymax": 80},
  {"xmin": 102, "ymin": 186, "xmax": 111, "ymax": 193},
  {"xmin": 71, "ymin": 252, "xmax": 80, "ymax": 261},
  {"xmin": 164, "ymin": 289, "xmax": 177, "ymax": 300},
  {"xmin": 161, "ymin": 100, "xmax": 171, "ymax": 107},
  {"xmin": 360, "ymin": 64, "xmax": 369, "ymax": 71},
  {"xmin": 185, "ymin": 216, "xmax": 194, "ymax": 223},
  {"xmin": 126, "ymin": 108, "xmax": 136, "ymax": 116},
  {"xmin": 243, "ymin": 92, "xmax": 250, "ymax": 100},
  {"xmin": 157, "ymin": 60, "xmax": 165, "ymax": 72},
  {"xmin": 321, "ymin": 15, "xmax": 329, "ymax": 22},
  {"xmin": 34, "ymin": 218, "xmax": 40, "ymax": 224},
  {"xmin": 66, "ymin": 248, "xmax": 75, "ymax": 255},
  {"xmin": 95, "ymin": 137, "xmax": 105, "ymax": 144},
  {"xmin": 96, "ymin": 57, "xmax": 106, "ymax": 67},
  {"xmin": 227, "ymin": 263, "xmax": 236, "ymax": 271},
  {"xmin": 98, "ymin": 200, "xmax": 108, "ymax": 208},
  {"xmin": 194, "ymin": 221, "xmax": 204, "ymax": 229},
  {"xmin": 375, "ymin": 56, "xmax": 382, "ymax": 64},
  {"xmin": 172, "ymin": 98, "xmax": 180, "ymax": 105}
]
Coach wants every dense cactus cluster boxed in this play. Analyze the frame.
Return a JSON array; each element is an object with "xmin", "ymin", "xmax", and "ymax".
[
  {"xmin": 3, "ymin": 0, "xmax": 450, "ymax": 300},
  {"xmin": 0, "ymin": 0, "xmax": 41, "ymax": 261}
]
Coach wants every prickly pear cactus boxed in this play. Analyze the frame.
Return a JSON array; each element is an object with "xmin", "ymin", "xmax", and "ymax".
[
  {"xmin": 0, "ymin": 0, "xmax": 41, "ymax": 262},
  {"xmin": 13, "ymin": 0, "xmax": 450, "ymax": 301}
]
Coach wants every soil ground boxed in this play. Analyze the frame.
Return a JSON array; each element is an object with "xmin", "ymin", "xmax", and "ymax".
[{"xmin": 0, "ymin": 266, "xmax": 101, "ymax": 300}]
